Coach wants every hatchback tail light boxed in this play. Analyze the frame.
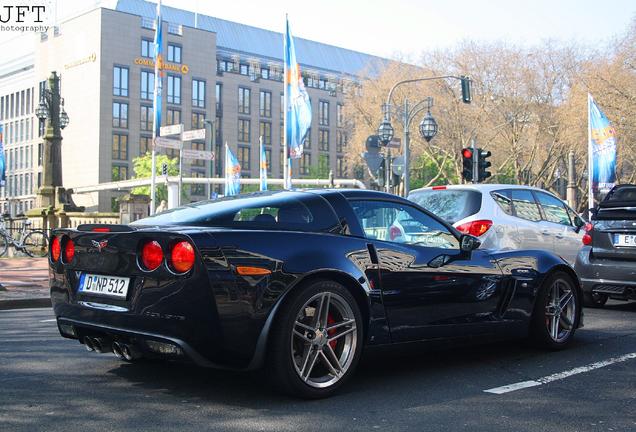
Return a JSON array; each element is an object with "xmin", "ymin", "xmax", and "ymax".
[
  {"xmin": 50, "ymin": 236, "xmax": 61, "ymax": 262},
  {"xmin": 582, "ymin": 222, "xmax": 593, "ymax": 246},
  {"xmin": 63, "ymin": 238, "xmax": 75, "ymax": 263},
  {"xmin": 170, "ymin": 241, "xmax": 195, "ymax": 273},
  {"xmin": 455, "ymin": 219, "xmax": 493, "ymax": 237},
  {"xmin": 140, "ymin": 240, "xmax": 164, "ymax": 271}
]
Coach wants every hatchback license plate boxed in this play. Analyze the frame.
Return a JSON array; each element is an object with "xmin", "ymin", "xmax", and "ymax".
[
  {"xmin": 78, "ymin": 273, "xmax": 130, "ymax": 299},
  {"xmin": 614, "ymin": 234, "xmax": 636, "ymax": 247}
]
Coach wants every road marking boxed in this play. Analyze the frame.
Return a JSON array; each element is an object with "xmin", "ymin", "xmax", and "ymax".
[
  {"xmin": 40, "ymin": 319, "xmax": 56, "ymax": 323},
  {"xmin": 484, "ymin": 352, "xmax": 636, "ymax": 394}
]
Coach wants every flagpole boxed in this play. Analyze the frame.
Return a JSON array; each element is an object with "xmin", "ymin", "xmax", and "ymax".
[
  {"xmin": 283, "ymin": 15, "xmax": 289, "ymax": 189},
  {"xmin": 150, "ymin": 0, "xmax": 162, "ymax": 215},
  {"xmin": 588, "ymin": 93, "xmax": 594, "ymax": 213},
  {"xmin": 259, "ymin": 135, "xmax": 264, "ymax": 191}
]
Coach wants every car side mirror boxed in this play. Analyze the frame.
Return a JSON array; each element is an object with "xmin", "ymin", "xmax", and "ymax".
[
  {"xmin": 573, "ymin": 217, "xmax": 585, "ymax": 233},
  {"xmin": 460, "ymin": 234, "xmax": 481, "ymax": 252}
]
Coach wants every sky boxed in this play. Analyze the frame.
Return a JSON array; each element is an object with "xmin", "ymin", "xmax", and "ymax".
[{"xmin": 1, "ymin": 0, "xmax": 635, "ymax": 59}]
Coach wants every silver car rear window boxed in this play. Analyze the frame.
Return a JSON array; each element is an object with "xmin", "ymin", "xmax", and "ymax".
[{"xmin": 408, "ymin": 189, "xmax": 481, "ymax": 224}]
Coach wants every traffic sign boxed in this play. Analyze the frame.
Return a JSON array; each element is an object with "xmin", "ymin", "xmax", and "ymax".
[
  {"xmin": 392, "ymin": 155, "xmax": 405, "ymax": 176},
  {"xmin": 160, "ymin": 124, "xmax": 183, "ymax": 136},
  {"xmin": 366, "ymin": 135, "xmax": 381, "ymax": 153},
  {"xmin": 386, "ymin": 137, "xmax": 401, "ymax": 149},
  {"xmin": 181, "ymin": 149, "xmax": 215, "ymax": 160},
  {"xmin": 363, "ymin": 152, "xmax": 384, "ymax": 173},
  {"xmin": 181, "ymin": 128, "xmax": 206, "ymax": 141},
  {"xmin": 155, "ymin": 137, "xmax": 182, "ymax": 150}
]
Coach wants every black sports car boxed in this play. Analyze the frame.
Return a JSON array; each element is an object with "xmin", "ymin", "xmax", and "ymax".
[{"xmin": 50, "ymin": 189, "xmax": 582, "ymax": 398}]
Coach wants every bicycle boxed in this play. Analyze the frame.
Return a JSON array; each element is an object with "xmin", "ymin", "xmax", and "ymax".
[{"xmin": 0, "ymin": 217, "xmax": 49, "ymax": 258}]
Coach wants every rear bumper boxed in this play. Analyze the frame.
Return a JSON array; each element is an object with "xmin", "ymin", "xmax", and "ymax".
[{"xmin": 575, "ymin": 247, "xmax": 636, "ymax": 299}]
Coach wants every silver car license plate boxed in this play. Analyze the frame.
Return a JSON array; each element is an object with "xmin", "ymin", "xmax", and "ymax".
[
  {"xmin": 78, "ymin": 273, "xmax": 130, "ymax": 299},
  {"xmin": 614, "ymin": 234, "xmax": 636, "ymax": 247}
]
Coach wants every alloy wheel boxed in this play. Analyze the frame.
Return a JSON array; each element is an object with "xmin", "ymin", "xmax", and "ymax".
[{"xmin": 544, "ymin": 279, "xmax": 576, "ymax": 343}]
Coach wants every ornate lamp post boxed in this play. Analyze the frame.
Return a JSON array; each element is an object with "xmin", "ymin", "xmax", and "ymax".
[{"xmin": 35, "ymin": 71, "xmax": 69, "ymax": 208}]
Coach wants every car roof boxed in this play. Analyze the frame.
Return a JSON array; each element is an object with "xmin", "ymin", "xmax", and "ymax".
[
  {"xmin": 408, "ymin": 184, "xmax": 553, "ymax": 195},
  {"xmin": 308, "ymin": 188, "xmax": 411, "ymax": 202}
]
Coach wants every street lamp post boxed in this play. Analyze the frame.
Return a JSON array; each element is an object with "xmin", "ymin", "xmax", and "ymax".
[
  {"xmin": 204, "ymin": 119, "xmax": 217, "ymax": 198},
  {"xmin": 35, "ymin": 71, "xmax": 69, "ymax": 208}
]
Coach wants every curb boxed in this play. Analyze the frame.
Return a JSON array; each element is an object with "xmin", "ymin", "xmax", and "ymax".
[{"xmin": 0, "ymin": 298, "xmax": 52, "ymax": 310}]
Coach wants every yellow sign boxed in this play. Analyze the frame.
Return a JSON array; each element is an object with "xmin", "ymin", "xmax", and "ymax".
[
  {"xmin": 64, "ymin": 53, "xmax": 97, "ymax": 70},
  {"xmin": 134, "ymin": 57, "xmax": 189, "ymax": 74}
]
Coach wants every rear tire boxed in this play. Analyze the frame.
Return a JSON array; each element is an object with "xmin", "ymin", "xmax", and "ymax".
[
  {"xmin": 530, "ymin": 271, "xmax": 581, "ymax": 350},
  {"xmin": 583, "ymin": 292, "xmax": 608, "ymax": 308},
  {"xmin": 267, "ymin": 280, "xmax": 364, "ymax": 399}
]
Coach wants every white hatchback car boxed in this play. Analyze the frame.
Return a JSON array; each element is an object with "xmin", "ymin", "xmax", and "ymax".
[{"xmin": 407, "ymin": 184, "xmax": 586, "ymax": 265}]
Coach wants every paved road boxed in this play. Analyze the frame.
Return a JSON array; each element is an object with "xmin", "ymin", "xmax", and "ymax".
[{"xmin": 1, "ymin": 304, "xmax": 635, "ymax": 432}]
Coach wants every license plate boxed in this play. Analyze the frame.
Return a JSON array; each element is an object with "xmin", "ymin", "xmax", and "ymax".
[
  {"xmin": 614, "ymin": 234, "xmax": 636, "ymax": 247},
  {"xmin": 78, "ymin": 273, "xmax": 130, "ymax": 299}
]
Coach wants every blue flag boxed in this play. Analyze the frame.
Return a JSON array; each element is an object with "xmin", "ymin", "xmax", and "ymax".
[
  {"xmin": 0, "ymin": 125, "xmax": 5, "ymax": 187},
  {"xmin": 259, "ymin": 137, "xmax": 267, "ymax": 191},
  {"xmin": 284, "ymin": 17, "xmax": 312, "ymax": 159},
  {"xmin": 152, "ymin": 0, "xmax": 163, "ymax": 139},
  {"xmin": 588, "ymin": 94, "xmax": 617, "ymax": 197},
  {"xmin": 225, "ymin": 144, "xmax": 241, "ymax": 196}
]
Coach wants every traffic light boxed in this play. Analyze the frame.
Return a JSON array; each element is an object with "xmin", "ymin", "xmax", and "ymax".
[
  {"xmin": 460, "ymin": 76, "xmax": 472, "ymax": 104},
  {"xmin": 477, "ymin": 149, "xmax": 492, "ymax": 182},
  {"xmin": 161, "ymin": 163, "xmax": 168, "ymax": 176},
  {"xmin": 461, "ymin": 148, "xmax": 473, "ymax": 182}
]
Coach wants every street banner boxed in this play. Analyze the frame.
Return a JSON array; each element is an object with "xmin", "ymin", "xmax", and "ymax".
[
  {"xmin": 155, "ymin": 137, "xmax": 182, "ymax": 150},
  {"xmin": 182, "ymin": 149, "xmax": 214, "ymax": 160},
  {"xmin": 260, "ymin": 136, "xmax": 267, "ymax": 191},
  {"xmin": 588, "ymin": 94, "xmax": 618, "ymax": 208},
  {"xmin": 0, "ymin": 125, "xmax": 5, "ymax": 187},
  {"xmin": 181, "ymin": 128, "xmax": 206, "ymax": 141},
  {"xmin": 224, "ymin": 143, "xmax": 241, "ymax": 196}
]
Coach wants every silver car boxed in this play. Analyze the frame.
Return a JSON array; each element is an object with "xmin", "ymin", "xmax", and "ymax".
[{"xmin": 407, "ymin": 184, "xmax": 585, "ymax": 265}]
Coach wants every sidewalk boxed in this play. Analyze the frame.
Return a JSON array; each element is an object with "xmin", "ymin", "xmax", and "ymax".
[{"xmin": 0, "ymin": 258, "xmax": 51, "ymax": 309}]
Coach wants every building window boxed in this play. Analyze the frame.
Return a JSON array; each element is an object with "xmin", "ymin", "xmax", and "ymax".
[
  {"xmin": 112, "ymin": 102, "xmax": 128, "ymax": 128},
  {"xmin": 113, "ymin": 66, "xmax": 129, "ymax": 97},
  {"xmin": 140, "ymin": 136, "xmax": 152, "ymax": 154},
  {"xmin": 238, "ymin": 118, "xmax": 250, "ymax": 143},
  {"xmin": 280, "ymin": 93, "xmax": 284, "ymax": 120},
  {"xmin": 167, "ymin": 75, "xmax": 181, "ymax": 104},
  {"xmin": 259, "ymin": 90, "xmax": 271, "ymax": 117},
  {"xmin": 112, "ymin": 134, "xmax": 128, "ymax": 160},
  {"xmin": 319, "ymin": 154, "xmax": 330, "ymax": 173},
  {"xmin": 215, "ymin": 83, "xmax": 222, "ymax": 113},
  {"xmin": 337, "ymin": 130, "xmax": 347, "ymax": 153},
  {"xmin": 112, "ymin": 164, "xmax": 128, "ymax": 181},
  {"xmin": 192, "ymin": 79, "xmax": 206, "ymax": 108},
  {"xmin": 239, "ymin": 63, "xmax": 249, "ymax": 76},
  {"xmin": 337, "ymin": 156, "xmax": 346, "ymax": 177},
  {"xmin": 319, "ymin": 129, "xmax": 329, "ymax": 151},
  {"xmin": 167, "ymin": 44, "xmax": 182, "ymax": 63},
  {"xmin": 191, "ymin": 112, "xmax": 205, "ymax": 129},
  {"xmin": 337, "ymin": 104, "xmax": 344, "ymax": 127},
  {"xmin": 191, "ymin": 141, "xmax": 205, "ymax": 167},
  {"xmin": 319, "ymin": 100, "xmax": 329, "ymax": 126},
  {"xmin": 238, "ymin": 87, "xmax": 250, "ymax": 115},
  {"xmin": 140, "ymin": 106, "xmax": 153, "ymax": 132},
  {"xmin": 304, "ymin": 127, "xmax": 312, "ymax": 149},
  {"xmin": 300, "ymin": 153, "xmax": 311, "ymax": 175},
  {"xmin": 141, "ymin": 38, "xmax": 152, "ymax": 58},
  {"xmin": 190, "ymin": 170, "xmax": 205, "ymax": 195},
  {"xmin": 238, "ymin": 146, "xmax": 250, "ymax": 171},
  {"xmin": 140, "ymin": 70, "xmax": 154, "ymax": 100},
  {"xmin": 265, "ymin": 147, "xmax": 272, "ymax": 174},
  {"xmin": 166, "ymin": 108, "xmax": 181, "ymax": 126},
  {"xmin": 259, "ymin": 121, "xmax": 271, "ymax": 145},
  {"xmin": 261, "ymin": 67, "xmax": 269, "ymax": 79}
]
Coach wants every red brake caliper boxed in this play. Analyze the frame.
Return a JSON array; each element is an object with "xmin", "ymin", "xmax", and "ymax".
[{"xmin": 327, "ymin": 314, "xmax": 337, "ymax": 350}]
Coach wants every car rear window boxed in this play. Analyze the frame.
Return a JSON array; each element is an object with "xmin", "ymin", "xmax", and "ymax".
[
  {"xmin": 132, "ymin": 191, "xmax": 341, "ymax": 232},
  {"xmin": 408, "ymin": 189, "xmax": 481, "ymax": 224}
]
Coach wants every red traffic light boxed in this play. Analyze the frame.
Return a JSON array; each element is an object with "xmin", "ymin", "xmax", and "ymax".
[{"xmin": 462, "ymin": 148, "xmax": 473, "ymax": 159}]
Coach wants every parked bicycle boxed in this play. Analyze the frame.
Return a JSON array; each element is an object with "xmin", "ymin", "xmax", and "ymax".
[{"xmin": 0, "ymin": 217, "xmax": 49, "ymax": 258}]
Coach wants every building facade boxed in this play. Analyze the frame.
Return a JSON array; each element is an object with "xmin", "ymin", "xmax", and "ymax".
[{"xmin": 0, "ymin": 0, "xmax": 386, "ymax": 213}]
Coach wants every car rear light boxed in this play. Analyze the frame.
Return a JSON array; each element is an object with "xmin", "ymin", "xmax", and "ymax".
[
  {"xmin": 63, "ymin": 238, "xmax": 75, "ymax": 263},
  {"xmin": 432, "ymin": 186, "xmax": 447, "ymax": 190},
  {"xmin": 140, "ymin": 240, "xmax": 164, "ymax": 271},
  {"xmin": 170, "ymin": 241, "xmax": 195, "ymax": 273},
  {"xmin": 389, "ymin": 226, "xmax": 401, "ymax": 241},
  {"xmin": 50, "ymin": 236, "xmax": 61, "ymax": 262},
  {"xmin": 92, "ymin": 227, "xmax": 111, "ymax": 232},
  {"xmin": 455, "ymin": 219, "xmax": 493, "ymax": 237},
  {"xmin": 582, "ymin": 222, "xmax": 593, "ymax": 246}
]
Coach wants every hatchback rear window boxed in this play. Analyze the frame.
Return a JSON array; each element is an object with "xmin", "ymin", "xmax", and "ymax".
[{"xmin": 408, "ymin": 189, "xmax": 481, "ymax": 224}]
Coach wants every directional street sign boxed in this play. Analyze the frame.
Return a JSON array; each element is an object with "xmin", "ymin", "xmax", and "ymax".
[
  {"xmin": 160, "ymin": 123, "xmax": 183, "ymax": 136},
  {"xmin": 386, "ymin": 137, "xmax": 402, "ymax": 149},
  {"xmin": 181, "ymin": 149, "xmax": 215, "ymax": 160},
  {"xmin": 181, "ymin": 128, "xmax": 206, "ymax": 141},
  {"xmin": 154, "ymin": 137, "xmax": 182, "ymax": 150}
]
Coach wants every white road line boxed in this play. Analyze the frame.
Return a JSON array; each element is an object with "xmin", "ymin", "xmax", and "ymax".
[
  {"xmin": 484, "ymin": 352, "xmax": 636, "ymax": 394},
  {"xmin": 40, "ymin": 319, "xmax": 57, "ymax": 323}
]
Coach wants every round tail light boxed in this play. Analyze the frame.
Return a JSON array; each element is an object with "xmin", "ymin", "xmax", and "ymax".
[
  {"xmin": 140, "ymin": 240, "xmax": 164, "ymax": 271},
  {"xmin": 63, "ymin": 238, "xmax": 75, "ymax": 263},
  {"xmin": 50, "ymin": 236, "xmax": 61, "ymax": 262},
  {"xmin": 170, "ymin": 241, "xmax": 195, "ymax": 273}
]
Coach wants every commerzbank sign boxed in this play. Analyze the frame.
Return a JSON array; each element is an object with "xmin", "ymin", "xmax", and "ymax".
[{"xmin": 134, "ymin": 57, "xmax": 189, "ymax": 74}]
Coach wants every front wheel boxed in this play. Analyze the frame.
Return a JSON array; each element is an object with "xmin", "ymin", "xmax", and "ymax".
[
  {"xmin": 22, "ymin": 231, "xmax": 49, "ymax": 258},
  {"xmin": 530, "ymin": 271, "xmax": 581, "ymax": 350},
  {"xmin": 267, "ymin": 280, "xmax": 364, "ymax": 399}
]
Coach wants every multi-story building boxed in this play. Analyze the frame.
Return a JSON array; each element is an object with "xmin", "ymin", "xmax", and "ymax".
[{"xmin": 0, "ymin": 0, "xmax": 386, "ymax": 213}]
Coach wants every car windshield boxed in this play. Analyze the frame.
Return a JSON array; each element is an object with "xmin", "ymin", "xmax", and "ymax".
[
  {"xmin": 408, "ymin": 189, "xmax": 481, "ymax": 224},
  {"xmin": 131, "ymin": 191, "xmax": 341, "ymax": 232}
]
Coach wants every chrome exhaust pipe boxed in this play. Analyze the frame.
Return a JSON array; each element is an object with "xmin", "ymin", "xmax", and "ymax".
[
  {"xmin": 92, "ymin": 337, "xmax": 109, "ymax": 353},
  {"xmin": 112, "ymin": 341, "xmax": 124, "ymax": 360},
  {"xmin": 83, "ymin": 336, "xmax": 95, "ymax": 352},
  {"xmin": 120, "ymin": 343, "xmax": 141, "ymax": 361}
]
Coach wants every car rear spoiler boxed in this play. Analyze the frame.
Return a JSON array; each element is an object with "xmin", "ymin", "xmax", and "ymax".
[{"xmin": 76, "ymin": 224, "xmax": 136, "ymax": 233}]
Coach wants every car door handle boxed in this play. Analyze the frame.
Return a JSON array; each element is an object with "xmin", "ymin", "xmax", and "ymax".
[
  {"xmin": 555, "ymin": 233, "xmax": 564, "ymax": 239},
  {"xmin": 541, "ymin": 230, "xmax": 550, "ymax": 236}
]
